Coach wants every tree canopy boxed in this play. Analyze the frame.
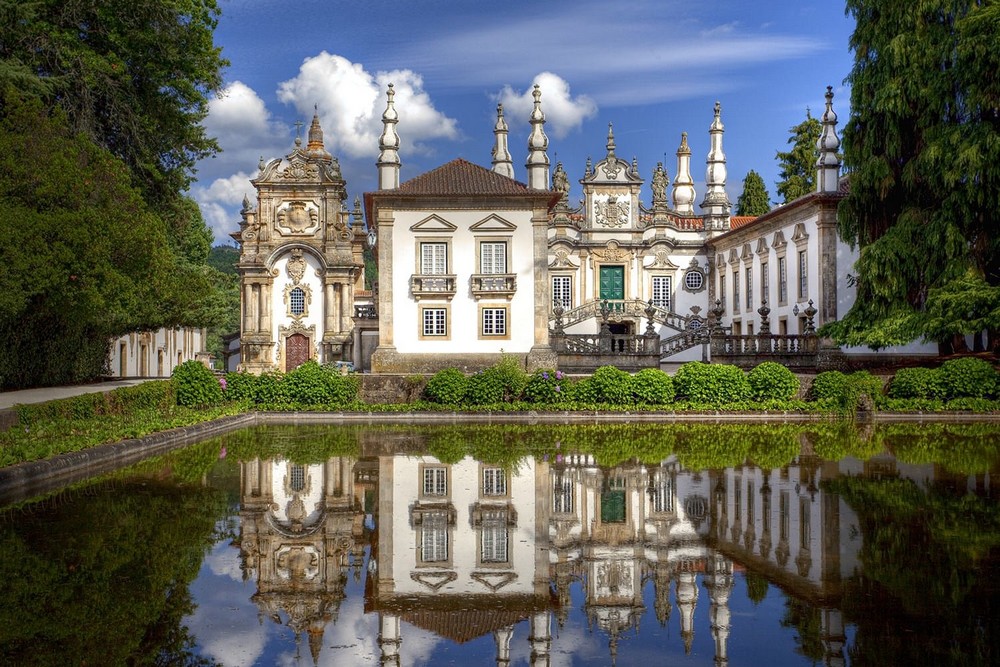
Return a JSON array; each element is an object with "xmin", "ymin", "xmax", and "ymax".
[
  {"xmin": 0, "ymin": 0, "xmax": 229, "ymax": 388},
  {"xmin": 736, "ymin": 170, "xmax": 772, "ymax": 217},
  {"xmin": 828, "ymin": 0, "xmax": 1000, "ymax": 350},
  {"xmin": 775, "ymin": 111, "xmax": 821, "ymax": 203}
]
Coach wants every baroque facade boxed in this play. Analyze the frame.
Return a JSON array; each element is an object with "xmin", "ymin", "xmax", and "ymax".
[{"xmin": 233, "ymin": 112, "xmax": 369, "ymax": 373}]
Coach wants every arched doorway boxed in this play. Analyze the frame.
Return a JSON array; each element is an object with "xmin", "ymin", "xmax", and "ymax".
[{"xmin": 285, "ymin": 333, "xmax": 310, "ymax": 371}]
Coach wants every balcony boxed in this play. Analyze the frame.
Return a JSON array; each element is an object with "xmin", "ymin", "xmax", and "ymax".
[
  {"xmin": 470, "ymin": 273, "xmax": 517, "ymax": 300},
  {"xmin": 410, "ymin": 274, "xmax": 457, "ymax": 300}
]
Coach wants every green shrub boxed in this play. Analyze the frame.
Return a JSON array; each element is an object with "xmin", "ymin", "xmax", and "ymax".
[
  {"xmin": 748, "ymin": 362, "xmax": 800, "ymax": 401},
  {"xmin": 281, "ymin": 360, "xmax": 359, "ymax": 405},
  {"xmin": 887, "ymin": 367, "xmax": 943, "ymax": 399},
  {"xmin": 466, "ymin": 369, "xmax": 505, "ymax": 405},
  {"xmin": 425, "ymin": 368, "xmax": 468, "ymax": 405},
  {"xmin": 809, "ymin": 371, "xmax": 848, "ymax": 401},
  {"xmin": 172, "ymin": 360, "xmax": 222, "ymax": 407},
  {"xmin": 938, "ymin": 357, "xmax": 998, "ymax": 399},
  {"xmin": 254, "ymin": 372, "xmax": 286, "ymax": 404},
  {"xmin": 523, "ymin": 369, "xmax": 567, "ymax": 403},
  {"xmin": 673, "ymin": 362, "xmax": 751, "ymax": 404},
  {"xmin": 564, "ymin": 377, "xmax": 597, "ymax": 403},
  {"xmin": 631, "ymin": 368, "xmax": 674, "ymax": 405},
  {"xmin": 223, "ymin": 371, "xmax": 258, "ymax": 403},
  {"xmin": 591, "ymin": 366, "xmax": 634, "ymax": 405},
  {"xmin": 492, "ymin": 355, "xmax": 529, "ymax": 401}
]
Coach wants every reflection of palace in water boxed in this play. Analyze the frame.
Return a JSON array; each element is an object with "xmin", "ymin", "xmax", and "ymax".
[{"xmin": 235, "ymin": 444, "xmax": 988, "ymax": 665}]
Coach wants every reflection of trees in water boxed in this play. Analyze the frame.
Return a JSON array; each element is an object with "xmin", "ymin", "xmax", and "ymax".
[
  {"xmin": 831, "ymin": 476, "xmax": 1000, "ymax": 666},
  {"xmin": 744, "ymin": 571, "xmax": 769, "ymax": 606},
  {"xmin": 0, "ymin": 477, "xmax": 229, "ymax": 665},
  {"xmin": 780, "ymin": 597, "xmax": 825, "ymax": 662}
]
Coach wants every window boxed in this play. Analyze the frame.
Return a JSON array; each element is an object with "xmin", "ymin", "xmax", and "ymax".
[
  {"xmin": 746, "ymin": 481, "xmax": 755, "ymax": 525},
  {"xmin": 733, "ymin": 271, "xmax": 741, "ymax": 312},
  {"xmin": 719, "ymin": 272, "xmax": 727, "ymax": 312},
  {"xmin": 760, "ymin": 262, "xmax": 769, "ymax": 304},
  {"xmin": 481, "ymin": 510, "xmax": 509, "ymax": 563},
  {"xmin": 422, "ymin": 308, "xmax": 447, "ymax": 337},
  {"xmin": 289, "ymin": 464, "xmax": 305, "ymax": 492},
  {"xmin": 684, "ymin": 270, "xmax": 704, "ymax": 291},
  {"xmin": 745, "ymin": 267, "xmax": 753, "ymax": 310},
  {"xmin": 482, "ymin": 307, "xmax": 507, "ymax": 337},
  {"xmin": 652, "ymin": 276, "xmax": 672, "ymax": 310},
  {"xmin": 289, "ymin": 287, "xmax": 305, "ymax": 316},
  {"xmin": 779, "ymin": 491, "xmax": 790, "ymax": 542},
  {"xmin": 799, "ymin": 497, "xmax": 811, "ymax": 549},
  {"xmin": 423, "ymin": 467, "xmax": 447, "ymax": 496},
  {"xmin": 421, "ymin": 511, "xmax": 449, "ymax": 562},
  {"xmin": 483, "ymin": 468, "xmax": 506, "ymax": 496},
  {"xmin": 778, "ymin": 256, "xmax": 788, "ymax": 303},
  {"xmin": 552, "ymin": 275, "xmax": 572, "ymax": 309},
  {"xmin": 480, "ymin": 242, "xmax": 507, "ymax": 274},
  {"xmin": 650, "ymin": 472, "xmax": 675, "ymax": 513},
  {"xmin": 553, "ymin": 476, "xmax": 573, "ymax": 513},
  {"xmin": 421, "ymin": 242, "xmax": 447, "ymax": 274},
  {"xmin": 798, "ymin": 250, "xmax": 808, "ymax": 299}
]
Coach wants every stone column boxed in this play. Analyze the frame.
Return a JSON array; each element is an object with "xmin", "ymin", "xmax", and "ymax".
[
  {"xmin": 325, "ymin": 281, "xmax": 338, "ymax": 334},
  {"xmin": 243, "ymin": 284, "xmax": 254, "ymax": 333},
  {"xmin": 260, "ymin": 282, "xmax": 272, "ymax": 334},
  {"xmin": 527, "ymin": 204, "xmax": 558, "ymax": 370}
]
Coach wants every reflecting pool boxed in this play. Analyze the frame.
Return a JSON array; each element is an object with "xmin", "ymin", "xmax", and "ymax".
[{"xmin": 2, "ymin": 422, "xmax": 999, "ymax": 666}]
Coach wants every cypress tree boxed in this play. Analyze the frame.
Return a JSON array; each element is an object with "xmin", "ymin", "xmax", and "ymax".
[
  {"xmin": 736, "ymin": 170, "xmax": 772, "ymax": 217},
  {"xmin": 775, "ymin": 111, "xmax": 821, "ymax": 203}
]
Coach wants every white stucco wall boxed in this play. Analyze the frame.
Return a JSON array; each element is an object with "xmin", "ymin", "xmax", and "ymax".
[
  {"xmin": 109, "ymin": 327, "xmax": 206, "ymax": 377},
  {"xmin": 271, "ymin": 249, "xmax": 326, "ymax": 364}
]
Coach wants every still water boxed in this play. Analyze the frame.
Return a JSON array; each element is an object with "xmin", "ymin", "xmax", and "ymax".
[{"xmin": 1, "ymin": 422, "xmax": 999, "ymax": 666}]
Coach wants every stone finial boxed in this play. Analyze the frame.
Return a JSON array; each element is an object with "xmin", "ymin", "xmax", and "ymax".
[
  {"xmin": 491, "ymin": 102, "xmax": 514, "ymax": 179},
  {"xmin": 377, "ymin": 83, "xmax": 401, "ymax": 190},
  {"xmin": 526, "ymin": 84, "xmax": 550, "ymax": 190},
  {"xmin": 816, "ymin": 86, "xmax": 841, "ymax": 193},
  {"xmin": 606, "ymin": 123, "xmax": 616, "ymax": 158},
  {"xmin": 672, "ymin": 132, "xmax": 696, "ymax": 214},
  {"xmin": 701, "ymin": 101, "xmax": 731, "ymax": 231}
]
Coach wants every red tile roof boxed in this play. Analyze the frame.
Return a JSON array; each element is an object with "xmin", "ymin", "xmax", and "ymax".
[
  {"xmin": 730, "ymin": 215, "xmax": 757, "ymax": 229},
  {"xmin": 394, "ymin": 158, "xmax": 539, "ymax": 196}
]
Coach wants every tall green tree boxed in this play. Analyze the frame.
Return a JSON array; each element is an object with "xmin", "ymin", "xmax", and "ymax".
[
  {"xmin": 736, "ymin": 170, "xmax": 772, "ymax": 216},
  {"xmin": 0, "ymin": 0, "xmax": 227, "ymax": 208},
  {"xmin": 829, "ymin": 0, "xmax": 1000, "ymax": 350},
  {"xmin": 775, "ymin": 111, "xmax": 821, "ymax": 203}
]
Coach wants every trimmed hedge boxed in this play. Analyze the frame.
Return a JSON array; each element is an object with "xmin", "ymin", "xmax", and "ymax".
[
  {"xmin": 632, "ymin": 368, "xmax": 675, "ymax": 404},
  {"xmin": 172, "ymin": 360, "xmax": 222, "ymax": 408},
  {"xmin": 938, "ymin": 357, "xmax": 998, "ymax": 399},
  {"xmin": 673, "ymin": 361, "xmax": 751, "ymax": 404},
  {"xmin": 748, "ymin": 362, "xmax": 800, "ymax": 401},
  {"xmin": 425, "ymin": 368, "xmax": 468, "ymax": 405}
]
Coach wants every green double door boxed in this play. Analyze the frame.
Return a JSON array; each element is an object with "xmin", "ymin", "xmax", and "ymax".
[{"xmin": 599, "ymin": 265, "xmax": 625, "ymax": 301}]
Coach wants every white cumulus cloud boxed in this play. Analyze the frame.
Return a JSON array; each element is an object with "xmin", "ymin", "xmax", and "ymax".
[
  {"xmin": 276, "ymin": 52, "xmax": 459, "ymax": 159},
  {"xmin": 496, "ymin": 72, "xmax": 598, "ymax": 139}
]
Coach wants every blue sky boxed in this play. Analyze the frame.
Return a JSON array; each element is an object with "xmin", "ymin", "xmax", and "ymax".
[{"xmin": 195, "ymin": 0, "xmax": 857, "ymax": 243}]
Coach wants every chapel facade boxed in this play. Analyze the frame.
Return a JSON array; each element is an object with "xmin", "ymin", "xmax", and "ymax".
[{"xmin": 233, "ymin": 112, "xmax": 369, "ymax": 374}]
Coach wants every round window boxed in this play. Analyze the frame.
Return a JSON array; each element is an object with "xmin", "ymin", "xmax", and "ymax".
[{"xmin": 684, "ymin": 270, "xmax": 704, "ymax": 291}]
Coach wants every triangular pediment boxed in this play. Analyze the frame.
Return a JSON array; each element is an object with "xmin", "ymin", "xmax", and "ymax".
[
  {"xmin": 471, "ymin": 571, "xmax": 518, "ymax": 592},
  {"xmin": 410, "ymin": 214, "xmax": 457, "ymax": 233},
  {"xmin": 470, "ymin": 214, "xmax": 517, "ymax": 232},
  {"xmin": 410, "ymin": 571, "xmax": 457, "ymax": 591},
  {"xmin": 772, "ymin": 230, "xmax": 787, "ymax": 249},
  {"xmin": 755, "ymin": 237, "xmax": 769, "ymax": 255},
  {"xmin": 791, "ymin": 223, "xmax": 809, "ymax": 243}
]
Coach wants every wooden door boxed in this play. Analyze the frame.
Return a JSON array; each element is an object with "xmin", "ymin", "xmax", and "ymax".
[
  {"xmin": 285, "ymin": 333, "xmax": 309, "ymax": 371},
  {"xmin": 599, "ymin": 265, "xmax": 625, "ymax": 301}
]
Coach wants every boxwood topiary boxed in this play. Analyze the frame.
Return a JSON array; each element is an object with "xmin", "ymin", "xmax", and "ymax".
[
  {"xmin": 591, "ymin": 365, "xmax": 634, "ymax": 405},
  {"xmin": 887, "ymin": 367, "xmax": 943, "ymax": 399},
  {"xmin": 523, "ymin": 369, "xmax": 567, "ymax": 403},
  {"xmin": 748, "ymin": 362, "xmax": 800, "ymax": 401},
  {"xmin": 809, "ymin": 371, "xmax": 848, "ymax": 402}
]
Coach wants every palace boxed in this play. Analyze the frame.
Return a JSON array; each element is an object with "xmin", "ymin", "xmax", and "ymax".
[{"xmin": 234, "ymin": 85, "xmax": 935, "ymax": 374}]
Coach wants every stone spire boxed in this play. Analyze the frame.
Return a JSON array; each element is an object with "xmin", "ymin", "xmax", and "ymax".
[
  {"xmin": 306, "ymin": 105, "xmax": 331, "ymax": 161},
  {"xmin": 525, "ymin": 85, "xmax": 550, "ymax": 190},
  {"xmin": 677, "ymin": 568, "xmax": 699, "ymax": 654},
  {"xmin": 606, "ymin": 123, "xmax": 616, "ymax": 158},
  {"xmin": 377, "ymin": 83, "xmax": 401, "ymax": 190},
  {"xmin": 491, "ymin": 103, "xmax": 515, "ymax": 179},
  {"xmin": 701, "ymin": 101, "xmax": 731, "ymax": 233},
  {"xmin": 816, "ymin": 86, "xmax": 841, "ymax": 193},
  {"xmin": 705, "ymin": 554, "xmax": 734, "ymax": 667},
  {"xmin": 672, "ymin": 132, "xmax": 696, "ymax": 214}
]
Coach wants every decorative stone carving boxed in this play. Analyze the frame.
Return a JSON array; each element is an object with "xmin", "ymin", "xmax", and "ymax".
[
  {"xmin": 595, "ymin": 194, "xmax": 630, "ymax": 228},
  {"xmin": 276, "ymin": 201, "xmax": 319, "ymax": 235},
  {"xmin": 286, "ymin": 249, "xmax": 306, "ymax": 284},
  {"xmin": 592, "ymin": 240, "xmax": 630, "ymax": 262},
  {"xmin": 549, "ymin": 246, "xmax": 580, "ymax": 269},
  {"xmin": 648, "ymin": 247, "xmax": 678, "ymax": 270},
  {"xmin": 281, "ymin": 158, "xmax": 319, "ymax": 181}
]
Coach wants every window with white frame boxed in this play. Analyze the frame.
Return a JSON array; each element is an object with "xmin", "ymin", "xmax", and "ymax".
[
  {"xmin": 421, "ymin": 511, "xmax": 449, "ymax": 562},
  {"xmin": 552, "ymin": 275, "xmax": 572, "ymax": 309},
  {"xmin": 778, "ymin": 256, "xmax": 788, "ymax": 303},
  {"xmin": 483, "ymin": 468, "xmax": 507, "ymax": 496},
  {"xmin": 482, "ymin": 307, "xmax": 507, "ymax": 336},
  {"xmin": 420, "ymin": 242, "xmax": 447, "ymax": 275},
  {"xmin": 745, "ymin": 267, "xmax": 753, "ymax": 310},
  {"xmin": 719, "ymin": 272, "xmax": 727, "ymax": 312},
  {"xmin": 798, "ymin": 250, "xmax": 808, "ymax": 299},
  {"xmin": 733, "ymin": 271, "xmax": 741, "ymax": 311},
  {"xmin": 422, "ymin": 467, "xmax": 447, "ymax": 496},
  {"xmin": 480, "ymin": 510, "xmax": 509, "ymax": 563},
  {"xmin": 652, "ymin": 276, "xmax": 672, "ymax": 310},
  {"xmin": 480, "ymin": 242, "xmax": 507, "ymax": 274},
  {"xmin": 553, "ymin": 476, "xmax": 573, "ymax": 513},
  {"xmin": 422, "ymin": 308, "xmax": 447, "ymax": 337}
]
